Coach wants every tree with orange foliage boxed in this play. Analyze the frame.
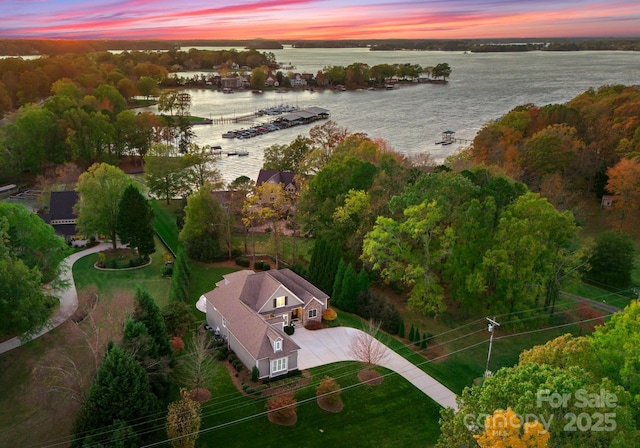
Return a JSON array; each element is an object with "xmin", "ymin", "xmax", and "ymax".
[
  {"xmin": 605, "ymin": 157, "xmax": 640, "ymax": 234},
  {"xmin": 474, "ymin": 407, "xmax": 550, "ymax": 448},
  {"xmin": 265, "ymin": 391, "xmax": 297, "ymax": 424}
]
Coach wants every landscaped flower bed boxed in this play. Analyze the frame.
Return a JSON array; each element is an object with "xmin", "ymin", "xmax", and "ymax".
[{"xmin": 96, "ymin": 248, "xmax": 150, "ymax": 269}]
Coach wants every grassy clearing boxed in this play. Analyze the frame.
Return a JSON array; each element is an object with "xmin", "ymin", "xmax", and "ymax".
[{"xmin": 196, "ymin": 362, "xmax": 442, "ymax": 448}]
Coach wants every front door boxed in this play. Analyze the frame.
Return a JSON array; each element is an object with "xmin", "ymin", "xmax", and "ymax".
[{"xmin": 291, "ymin": 307, "xmax": 301, "ymax": 321}]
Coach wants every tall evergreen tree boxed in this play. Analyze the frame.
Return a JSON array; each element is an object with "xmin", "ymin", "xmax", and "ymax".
[
  {"xmin": 176, "ymin": 247, "xmax": 191, "ymax": 280},
  {"xmin": 408, "ymin": 324, "xmax": 415, "ymax": 342},
  {"xmin": 133, "ymin": 286, "xmax": 172, "ymax": 358},
  {"xmin": 308, "ymin": 238, "xmax": 342, "ymax": 294},
  {"xmin": 398, "ymin": 319, "xmax": 405, "ymax": 338},
  {"xmin": 169, "ymin": 247, "xmax": 190, "ymax": 302},
  {"xmin": 332, "ymin": 258, "xmax": 346, "ymax": 308},
  {"xmin": 357, "ymin": 267, "xmax": 370, "ymax": 295},
  {"xmin": 123, "ymin": 317, "xmax": 156, "ymax": 359},
  {"xmin": 117, "ymin": 184, "xmax": 156, "ymax": 257},
  {"xmin": 308, "ymin": 238, "xmax": 325, "ymax": 288},
  {"xmin": 71, "ymin": 345, "xmax": 159, "ymax": 447},
  {"xmin": 129, "ymin": 288, "xmax": 173, "ymax": 399},
  {"xmin": 340, "ymin": 262, "xmax": 359, "ymax": 313}
]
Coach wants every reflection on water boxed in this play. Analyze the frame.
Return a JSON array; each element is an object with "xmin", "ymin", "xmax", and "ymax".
[{"xmin": 162, "ymin": 48, "xmax": 640, "ymax": 184}]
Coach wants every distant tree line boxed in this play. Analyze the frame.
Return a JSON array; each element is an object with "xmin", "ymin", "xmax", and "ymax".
[
  {"xmin": 285, "ymin": 38, "xmax": 640, "ymax": 52},
  {"xmin": 2, "ymin": 38, "xmax": 637, "ymax": 58}
]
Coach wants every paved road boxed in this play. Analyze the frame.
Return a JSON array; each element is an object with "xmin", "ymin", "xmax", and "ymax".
[
  {"xmin": 0, "ymin": 243, "xmax": 113, "ymax": 355},
  {"xmin": 291, "ymin": 326, "xmax": 459, "ymax": 410}
]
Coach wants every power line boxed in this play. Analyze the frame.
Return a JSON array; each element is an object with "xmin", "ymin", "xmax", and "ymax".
[{"xmin": 36, "ymin": 293, "xmax": 624, "ymax": 448}]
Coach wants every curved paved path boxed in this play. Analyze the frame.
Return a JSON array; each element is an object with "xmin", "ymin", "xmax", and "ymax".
[
  {"xmin": 0, "ymin": 243, "xmax": 114, "ymax": 355},
  {"xmin": 291, "ymin": 326, "xmax": 458, "ymax": 410}
]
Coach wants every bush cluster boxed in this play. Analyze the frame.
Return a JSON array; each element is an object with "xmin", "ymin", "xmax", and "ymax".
[
  {"xmin": 262, "ymin": 369, "xmax": 301, "ymax": 385},
  {"xmin": 253, "ymin": 260, "xmax": 271, "ymax": 271},
  {"xmin": 235, "ymin": 256, "xmax": 250, "ymax": 267},
  {"xmin": 283, "ymin": 324, "xmax": 295, "ymax": 335},
  {"xmin": 241, "ymin": 383, "xmax": 263, "ymax": 396},
  {"xmin": 161, "ymin": 264, "xmax": 173, "ymax": 277}
]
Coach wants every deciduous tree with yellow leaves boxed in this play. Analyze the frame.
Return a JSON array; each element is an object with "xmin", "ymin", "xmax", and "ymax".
[{"xmin": 474, "ymin": 407, "xmax": 549, "ymax": 448}]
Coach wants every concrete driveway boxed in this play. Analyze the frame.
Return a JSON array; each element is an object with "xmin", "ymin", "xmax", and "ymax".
[{"xmin": 291, "ymin": 325, "xmax": 458, "ymax": 410}]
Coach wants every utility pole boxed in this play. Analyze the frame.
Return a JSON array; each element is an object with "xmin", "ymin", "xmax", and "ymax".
[{"xmin": 484, "ymin": 317, "xmax": 500, "ymax": 378}]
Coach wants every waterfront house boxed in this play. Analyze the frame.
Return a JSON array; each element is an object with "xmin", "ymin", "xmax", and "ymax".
[
  {"xmin": 202, "ymin": 269, "xmax": 329, "ymax": 379},
  {"xmin": 256, "ymin": 169, "xmax": 299, "ymax": 199},
  {"xmin": 288, "ymin": 73, "xmax": 307, "ymax": 87}
]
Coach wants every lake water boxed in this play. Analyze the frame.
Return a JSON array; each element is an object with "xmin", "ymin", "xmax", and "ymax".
[{"xmin": 165, "ymin": 47, "xmax": 640, "ymax": 183}]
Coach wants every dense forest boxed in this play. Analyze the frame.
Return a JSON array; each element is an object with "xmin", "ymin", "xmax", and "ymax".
[{"xmin": 469, "ymin": 84, "xmax": 640, "ymax": 235}]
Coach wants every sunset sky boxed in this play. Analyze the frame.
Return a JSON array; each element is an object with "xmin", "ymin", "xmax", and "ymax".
[{"xmin": 2, "ymin": 0, "xmax": 639, "ymax": 40}]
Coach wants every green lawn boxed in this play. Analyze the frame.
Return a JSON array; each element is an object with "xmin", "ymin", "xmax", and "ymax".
[
  {"xmin": 237, "ymin": 233, "xmax": 316, "ymax": 267},
  {"xmin": 186, "ymin": 261, "xmax": 238, "ymax": 321},
  {"xmin": 196, "ymin": 362, "xmax": 442, "ymax": 448},
  {"xmin": 73, "ymin": 237, "xmax": 173, "ymax": 306},
  {"xmin": 150, "ymin": 199, "xmax": 182, "ymax": 255}
]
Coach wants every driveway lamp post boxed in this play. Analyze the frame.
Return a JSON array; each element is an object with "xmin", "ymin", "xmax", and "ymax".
[{"xmin": 484, "ymin": 317, "xmax": 500, "ymax": 378}]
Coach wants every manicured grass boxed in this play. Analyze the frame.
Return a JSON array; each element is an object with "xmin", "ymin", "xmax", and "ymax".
[
  {"xmin": 186, "ymin": 261, "xmax": 238, "ymax": 321},
  {"xmin": 196, "ymin": 362, "xmax": 442, "ymax": 448},
  {"xmin": 239, "ymin": 233, "xmax": 316, "ymax": 266},
  {"xmin": 150, "ymin": 199, "xmax": 182, "ymax": 255},
  {"xmin": 73, "ymin": 237, "xmax": 173, "ymax": 306}
]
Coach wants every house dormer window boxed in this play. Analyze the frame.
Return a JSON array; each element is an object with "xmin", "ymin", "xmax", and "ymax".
[
  {"xmin": 274, "ymin": 338, "xmax": 282, "ymax": 352},
  {"xmin": 274, "ymin": 296, "xmax": 287, "ymax": 308}
]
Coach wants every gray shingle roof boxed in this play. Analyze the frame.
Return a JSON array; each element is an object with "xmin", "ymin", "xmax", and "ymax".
[{"xmin": 205, "ymin": 269, "xmax": 313, "ymax": 361}]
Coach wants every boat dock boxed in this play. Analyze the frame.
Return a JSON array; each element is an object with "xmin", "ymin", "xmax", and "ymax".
[
  {"xmin": 213, "ymin": 104, "xmax": 299, "ymax": 125},
  {"xmin": 220, "ymin": 107, "xmax": 330, "ymax": 140},
  {"xmin": 213, "ymin": 113, "xmax": 259, "ymax": 124},
  {"xmin": 435, "ymin": 130, "xmax": 472, "ymax": 145}
]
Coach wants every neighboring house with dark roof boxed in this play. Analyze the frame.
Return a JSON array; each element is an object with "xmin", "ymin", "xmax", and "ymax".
[
  {"xmin": 38, "ymin": 191, "xmax": 79, "ymax": 241},
  {"xmin": 203, "ymin": 268, "xmax": 329, "ymax": 379},
  {"xmin": 256, "ymin": 169, "xmax": 299, "ymax": 198}
]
